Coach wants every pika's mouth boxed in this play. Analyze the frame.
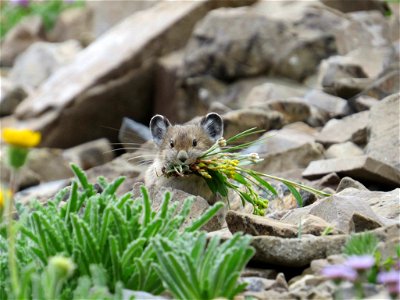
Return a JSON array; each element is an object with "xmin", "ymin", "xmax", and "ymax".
[{"xmin": 162, "ymin": 162, "xmax": 196, "ymax": 177}]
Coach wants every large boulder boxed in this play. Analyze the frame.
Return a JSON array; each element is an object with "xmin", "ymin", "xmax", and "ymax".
[
  {"xmin": 0, "ymin": 16, "xmax": 46, "ymax": 67},
  {"xmin": 183, "ymin": 7, "xmax": 294, "ymax": 80},
  {"xmin": 280, "ymin": 188, "xmax": 397, "ymax": 234},
  {"xmin": 13, "ymin": 1, "xmax": 252, "ymax": 148},
  {"xmin": 184, "ymin": 3, "xmax": 351, "ymax": 82},
  {"xmin": 9, "ymin": 40, "xmax": 82, "ymax": 91},
  {"xmin": 251, "ymin": 224, "xmax": 400, "ymax": 267},
  {"xmin": 244, "ymin": 122, "xmax": 324, "ymax": 174},
  {"xmin": 0, "ymin": 77, "xmax": 27, "ymax": 116},
  {"xmin": 303, "ymin": 155, "xmax": 400, "ymax": 187},
  {"xmin": 316, "ymin": 111, "xmax": 369, "ymax": 146},
  {"xmin": 366, "ymin": 93, "xmax": 400, "ymax": 171}
]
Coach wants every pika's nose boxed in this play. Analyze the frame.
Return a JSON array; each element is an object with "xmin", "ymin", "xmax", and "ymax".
[{"xmin": 177, "ymin": 151, "xmax": 188, "ymax": 163}]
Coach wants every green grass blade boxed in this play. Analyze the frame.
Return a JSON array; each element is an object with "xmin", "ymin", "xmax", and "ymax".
[
  {"xmin": 284, "ymin": 182, "xmax": 303, "ymax": 207},
  {"xmin": 70, "ymin": 163, "xmax": 94, "ymax": 195},
  {"xmin": 141, "ymin": 185, "xmax": 152, "ymax": 226},
  {"xmin": 185, "ymin": 202, "xmax": 224, "ymax": 232}
]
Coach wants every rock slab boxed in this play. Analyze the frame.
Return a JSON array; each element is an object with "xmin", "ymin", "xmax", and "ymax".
[
  {"xmin": 366, "ymin": 93, "xmax": 400, "ymax": 171},
  {"xmin": 303, "ymin": 155, "xmax": 400, "ymax": 187}
]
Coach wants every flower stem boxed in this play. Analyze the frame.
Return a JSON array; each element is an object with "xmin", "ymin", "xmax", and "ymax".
[
  {"xmin": 253, "ymin": 171, "xmax": 332, "ymax": 197},
  {"xmin": 7, "ymin": 170, "xmax": 20, "ymax": 298}
]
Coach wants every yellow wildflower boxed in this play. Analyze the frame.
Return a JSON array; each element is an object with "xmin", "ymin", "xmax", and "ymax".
[
  {"xmin": 0, "ymin": 188, "xmax": 12, "ymax": 210},
  {"xmin": 2, "ymin": 128, "xmax": 41, "ymax": 148}
]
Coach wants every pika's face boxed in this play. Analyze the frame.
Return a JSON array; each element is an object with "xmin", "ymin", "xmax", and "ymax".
[
  {"xmin": 160, "ymin": 125, "xmax": 215, "ymax": 166},
  {"xmin": 150, "ymin": 113, "xmax": 223, "ymax": 168}
]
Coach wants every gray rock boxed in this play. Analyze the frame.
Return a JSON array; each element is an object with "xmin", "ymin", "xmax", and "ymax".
[
  {"xmin": 88, "ymin": 1, "xmax": 162, "ymax": 38},
  {"xmin": 226, "ymin": 210, "xmax": 298, "ymax": 238},
  {"xmin": 27, "ymin": 148, "xmax": 73, "ymax": 182},
  {"xmin": 351, "ymin": 212, "xmax": 383, "ymax": 232},
  {"xmin": 316, "ymin": 172, "xmax": 341, "ymax": 190},
  {"xmin": 333, "ymin": 77, "xmax": 373, "ymax": 99},
  {"xmin": 0, "ymin": 147, "xmax": 73, "ymax": 189},
  {"xmin": 242, "ymin": 267, "xmax": 278, "ymax": 280},
  {"xmin": 366, "ymin": 93, "xmax": 400, "ymax": 171},
  {"xmin": 9, "ymin": 40, "xmax": 82, "ymax": 90},
  {"xmin": 359, "ymin": 70, "xmax": 400, "ymax": 100},
  {"xmin": 303, "ymin": 89, "xmax": 351, "ymax": 118},
  {"xmin": 252, "ymin": 233, "xmax": 346, "ymax": 267},
  {"xmin": 334, "ymin": 13, "xmax": 392, "ymax": 55},
  {"xmin": 321, "ymin": 0, "xmax": 390, "ymax": 14},
  {"xmin": 15, "ymin": 179, "xmax": 69, "ymax": 206},
  {"xmin": 244, "ymin": 81, "xmax": 307, "ymax": 108},
  {"xmin": 335, "ymin": 188, "xmax": 400, "ymax": 221},
  {"xmin": 273, "ymin": 30, "xmax": 337, "ymax": 82},
  {"xmin": 325, "ymin": 142, "xmax": 364, "ymax": 159},
  {"xmin": 336, "ymin": 176, "xmax": 368, "ymax": 192},
  {"xmin": 349, "ymin": 11, "xmax": 392, "ymax": 48},
  {"xmin": 0, "ymin": 16, "xmax": 45, "ymax": 67},
  {"xmin": 222, "ymin": 108, "xmax": 285, "ymax": 140},
  {"xmin": 47, "ymin": 7, "xmax": 93, "ymax": 46},
  {"xmin": 352, "ymin": 95, "xmax": 380, "ymax": 112},
  {"xmin": 251, "ymin": 224, "xmax": 399, "ymax": 267},
  {"xmin": 122, "ymin": 289, "xmax": 168, "ymax": 300},
  {"xmin": 317, "ymin": 55, "xmax": 368, "ymax": 95},
  {"xmin": 63, "ymin": 138, "xmax": 114, "ymax": 170},
  {"xmin": 316, "ymin": 111, "xmax": 369, "ymax": 146},
  {"xmin": 303, "ymin": 156, "xmax": 400, "ymax": 187},
  {"xmin": 281, "ymin": 188, "xmax": 393, "ymax": 234},
  {"xmin": 14, "ymin": 1, "xmax": 245, "ymax": 148},
  {"xmin": 244, "ymin": 123, "xmax": 324, "ymax": 174},
  {"xmin": 135, "ymin": 184, "xmax": 226, "ymax": 232},
  {"xmin": 183, "ymin": 7, "xmax": 294, "ymax": 80},
  {"xmin": 262, "ymin": 99, "xmax": 311, "ymax": 124},
  {"xmin": 301, "ymin": 215, "xmax": 343, "ymax": 236},
  {"xmin": 85, "ymin": 152, "xmax": 144, "ymax": 196},
  {"xmin": 118, "ymin": 117, "xmax": 152, "ymax": 149},
  {"xmin": 0, "ymin": 77, "xmax": 27, "ymax": 116},
  {"xmin": 153, "ymin": 50, "xmax": 186, "ymax": 123},
  {"xmin": 206, "ymin": 228, "xmax": 232, "ymax": 240},
  {"xmin": 241, "ymin": 277, "xmax": 275, "ymax": 292}
]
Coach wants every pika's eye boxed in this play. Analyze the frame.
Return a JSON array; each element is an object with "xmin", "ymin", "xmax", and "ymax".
[
  {"xmin": 192, "ymin": 139, "xmax": 197, "ymax": 147},
  {"xmin": 170, "ymin": 140, "xmax": 174, "ymax": 148}
]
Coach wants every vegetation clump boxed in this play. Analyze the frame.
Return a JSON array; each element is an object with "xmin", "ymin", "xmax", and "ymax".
[{"xmin": 0, "ymin": 164, "xmax": 254, "ymax": 299}]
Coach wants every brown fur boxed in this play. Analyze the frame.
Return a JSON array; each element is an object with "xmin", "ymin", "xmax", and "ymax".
[{"xmin": 145, "ymin": 114, "xmax": 222, "ymax": 203}]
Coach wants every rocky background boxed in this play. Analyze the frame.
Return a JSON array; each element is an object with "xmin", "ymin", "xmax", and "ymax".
[{"xmin": 1, "ymin": 0, "xmax": 399, "ymax": 299}]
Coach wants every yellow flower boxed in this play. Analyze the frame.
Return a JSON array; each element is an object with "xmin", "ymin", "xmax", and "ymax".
[
  {"xmin": 1, "ymin": 128, "xmax": 41, "ymax": 148},
  {"xmin": 0, "ymin": 188, "xmax": 12, "ymax": 210}
]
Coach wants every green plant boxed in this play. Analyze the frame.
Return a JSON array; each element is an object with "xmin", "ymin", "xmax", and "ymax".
[
  {"xmin": 343, "ymin": 232, "xmax": 379, "ymax": 256},
  {"xmin": 153, "ymin": 232, "xmax": 254, "ymax": 299},
  {"xmin": 1, "ymin": 164, "xmax": 253, "ymax": 299},
  {"xmin": 0, "ymin": 0, "xmax": 85, "ymax": 40},
  {"xmin": 164, "ymin": 128, "xmax": 331, "ymax": 215}
]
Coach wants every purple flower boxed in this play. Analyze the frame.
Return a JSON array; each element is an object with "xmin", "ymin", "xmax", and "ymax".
[
  {"xmin": 345, "ymin": 255, "xmax": 375, "ymax": 270},
  {"xmin": 378, "ymin": 270, "xmax": 400, "ymax": 284},
  {"xmin": 10, "ymin": 0, "xmax": 29, "ymax": 7},
  {"xmin": 321, "ymin": 265, "xmax": 357, "ymax": 281}
]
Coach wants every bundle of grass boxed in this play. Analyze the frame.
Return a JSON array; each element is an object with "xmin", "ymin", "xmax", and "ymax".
[{"xmin": 162, "ymin": 128, "xmax": 330, "ymax": 215}]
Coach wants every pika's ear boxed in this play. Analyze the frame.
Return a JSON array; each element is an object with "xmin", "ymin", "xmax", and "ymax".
[
  {"xmin": 150, "ymin": 115, "xmax": 171, "ymax": 146},
  {"xmin": 200, "ymin": 113, "xmax": 223, "ymax": 142}
]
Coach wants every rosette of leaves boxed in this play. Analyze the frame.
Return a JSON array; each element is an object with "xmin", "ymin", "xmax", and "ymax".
[
  {"xmin": 1, "ymin": 164, "xmax": 253, "ymax": 300},
  {"xmin": 153, "ymin": 232, "xmax": 254, "ymax": 300}
]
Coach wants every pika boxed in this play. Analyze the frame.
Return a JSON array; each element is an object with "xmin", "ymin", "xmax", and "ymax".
[{"xmin": 144, "ymin": 113, "xmax": 223, "ymax": 203}]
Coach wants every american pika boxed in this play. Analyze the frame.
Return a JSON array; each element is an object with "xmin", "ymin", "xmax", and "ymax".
[{"xmin": 145, "ymin": 113, "xmax": 223, "ymax": 203}]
